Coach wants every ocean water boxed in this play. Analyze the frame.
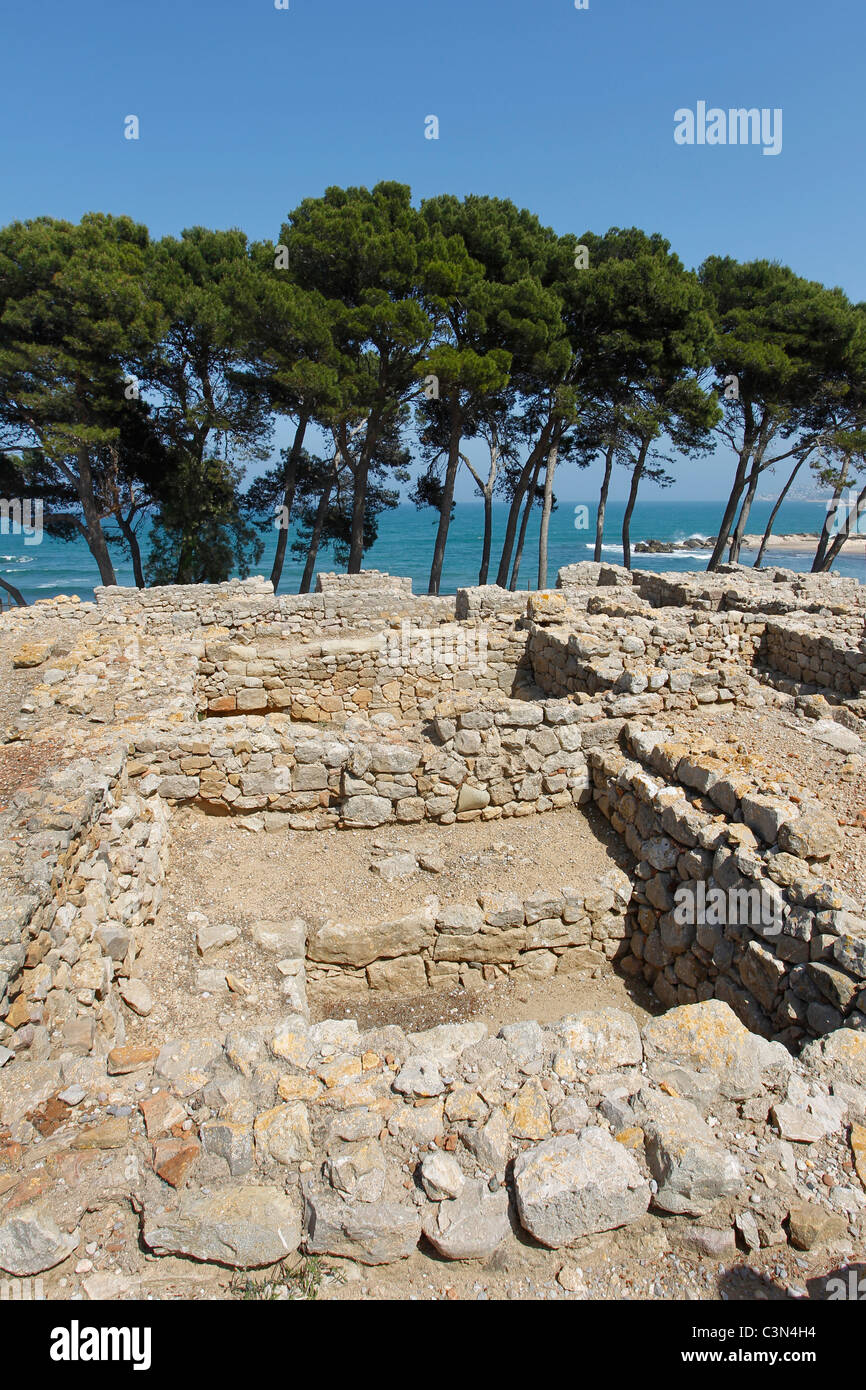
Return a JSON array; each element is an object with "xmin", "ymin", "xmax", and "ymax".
[{"xmin": 1, "ymin": 498, "xmax": 863, "ymax": 605}]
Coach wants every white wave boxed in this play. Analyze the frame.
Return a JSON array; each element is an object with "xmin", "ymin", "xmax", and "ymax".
[
  {"xmin": 584, "ymin": 543, "xmax": 624, "ymax": 554},
  {"xmin": 0, "ymin": 555, "xmax": 34, "ymax": 564}
]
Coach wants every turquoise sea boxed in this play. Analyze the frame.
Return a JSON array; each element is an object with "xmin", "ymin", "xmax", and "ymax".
[{"xmin": 1, "ymin": 498, "xmax": 863, "ymax": 605}]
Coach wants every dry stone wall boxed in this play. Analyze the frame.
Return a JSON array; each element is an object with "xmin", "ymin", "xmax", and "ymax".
[
  {"xmin": 197, "ymin": 618, "xmax": 530, "ymax": 721},
  {"xmin": 586, "ymin": 727, "xmax": 866, "ymax": 1048},
  {"xmin": 0, "ymin": 754, "xmax": 169, "ymax": 1063},
  {"xmin": 303, "ymin": 872, "xmax": 632, "ymax": 1001},
  {"xmin": 128, "ymin": 694, "xmax": 599, "ymax": 827},
  {"xmin": 1, "ymin": 560, "xmax": 864, "ymax": 1073}
]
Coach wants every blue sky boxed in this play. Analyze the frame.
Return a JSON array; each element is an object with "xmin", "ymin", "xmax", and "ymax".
[{"xmin": 1, "ymin": 0, "xmax": 863, "ymax": 502}]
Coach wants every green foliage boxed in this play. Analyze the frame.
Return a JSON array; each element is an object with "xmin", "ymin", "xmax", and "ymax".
[{"xmin": 0, "ymin": 193, "xmax": 859, "ymax": 594}]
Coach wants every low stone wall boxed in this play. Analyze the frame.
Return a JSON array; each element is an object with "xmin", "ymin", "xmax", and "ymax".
[
  {"xmin": 90, "ymin": 574, "xmax": 459, "ymax": 635},
  {"xmin": 760, "ymin": 619, "xmax": 866, "ymax": 698},
  {"xmin": 198, "ymin": 618, "xmax": 531, "ymax": 721},
  {"xmin": 528, "ymin": 608, "xmax": 760, "ymax": 706},
  {"xmin": 5, "ymin": 995, "xmax": 865, "ymax": 1282},
  {"xmin": 0, "ymin": 754, "xmax": 170, "ymax": 1061},
  {"xmin": 303, "ymin": 873, "xmax": 632, "ymax": 1001},
  {"xmin": 129, "ymin": 695, "xmax": 600, "ymax": 827},
  {"xmin": 586, "ymin": 726, "xmax": 866, "ymax": 1045},
  {"xmin": 632, "ymin": 565, "xmax": 866, "ymax": 616}
]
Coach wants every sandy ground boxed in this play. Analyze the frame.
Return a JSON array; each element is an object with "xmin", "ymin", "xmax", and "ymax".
[
  {"xmin": 127, "ymin": 802, "xmax": 648, "ymax": 1045},
  {"xmin": 741, "ymin": 532, "xmax": 866, "ymax": 557}
]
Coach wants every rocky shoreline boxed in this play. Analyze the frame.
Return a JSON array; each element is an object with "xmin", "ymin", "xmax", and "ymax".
[{"xmin": 635, "ymin": 531, "xmax": 866, "ymax": 558}]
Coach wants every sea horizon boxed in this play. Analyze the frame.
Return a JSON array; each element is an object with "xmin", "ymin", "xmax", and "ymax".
[{"xmin": 2, "ymin": 496, "xmax": 863, "ymax": 605}]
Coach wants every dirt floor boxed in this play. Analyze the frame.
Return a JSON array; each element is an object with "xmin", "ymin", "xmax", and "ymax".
[{"xmin": 127, "ymin": 801, "xmax": 654, "ymax": 1046}]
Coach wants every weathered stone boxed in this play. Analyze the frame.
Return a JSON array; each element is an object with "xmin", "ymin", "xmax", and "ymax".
[
  {"xmin": 254, "ymin": 1103, "xmax": 314, "ymax": 1164},
  {"xmin": 119, "ymin": 979, "xmax": 153, "ymax": 1016},
  {"xmin": 153, "ymin": 1137, "xmax": 201, "ymax": 1188},
  {"xmin": 787, "ymin": 1200, "xmax": 849, "ymax": 1250},
  {"xmin": 196, "ymin": 921, "xmax": 239, "ymax": 958},
  {"xmin": 641, "ymin": 1092, "xmax": 741, "ymax": 1216},
  {"xmin": 155, "ymin": 1037, "xmax": 223, "ymax": 1097},
  {"xmin": 778, "ymin": 809, "xmax": 840, "ymax": 861},
  {"xmin": 143, "ymin": 1186, "xmax": 302, "ymax": 1268},
  {"xmin": 393, "ymin": 1055, "xmax": 445, "ymax": 1098},
  {"xmin": 421, "ymin": 1178, "xmax": 509, "ymax": 1260},
  {"xmin": 513, "ymin": 1129, "xmax": 650, "ymax": 1247},
  {"xmin": 341, "ymin": 795, "xmax": 393, "ymax": 828},
  {"xmin": 406, "ymin": 1022, "xmax": 487, "ymax": 1066},
  {"xmin": 308, "ymin": 907, "xmax": 435, "ymax": 968},
  {"xmin": 199, "ymin": 1120, "xmax": 254, "ymax": 1176},
  {"xmin": 801, "ymin": 1028, "xmax": 866, "ymax": 1084},
  {"xmin": 0, "ymin": 1205, "xmax": 79, "ymax": 1275},
  {"xmin": 367, "ymin": 956, "xmax": 427, "ymax": 993},
  {"xmin": 303, "ymin": 1187, "xmax": 421, "ymax": 1264},
  {"xmin": 559, "ymin": 1009, "xmax": 642, "ymax": 1070},
  {"xmin": 11, "ymin": 641, "xmax": 52, "ymax": 669},
  {"xmin": 681, "ymin": 1225, "xmax": 737, "ymax": 1258},
  {"xmin": 462, "ymin": 1108, "xmax": 510, "ymax": 1174},
  {"xmin": 771, "ymin": 1102, "xmax": 827, "ymax": 1145},
  {"xmin": 252, "ymin": 919, "xmax": 307, "ymax": 956},
  {"xmin": 140, "ymin": 1090, "xmax": 186, "ymax": 1139},
  {"xmin": 641, "ymin": 1001, "xmax": 791, "ymax": 1100},
  {"xmin": 508, "ymin": 1078, "xmax": 551, "ymax": 1140},
  {"xmin": 420, "ymin": 1150, "xmax": 465, "ymax": 1201},
  {"xmin": 324, "ymin": 1139, "xmax": 386, "ymax": 1203}
]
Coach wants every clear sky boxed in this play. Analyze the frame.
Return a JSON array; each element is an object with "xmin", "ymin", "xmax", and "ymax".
[{"xmin": 1, "ymin": 0, "xmax": 862, "ymax": 501}]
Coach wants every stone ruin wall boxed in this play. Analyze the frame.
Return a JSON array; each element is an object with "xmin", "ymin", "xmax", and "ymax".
[
  {"xmin": 588, "ymin": 729, "xmax": 866, "ymax": 1048},
  {"xmin": 302, "ymin": 873, "xmax": 632, "ymax": 1006},
  {"xmin": 0, "ymin": 748, "xmax": 170, "ymax": 1065},
  {"xmin": 0, "ymin": 561, "xmax": 864, "ymax": 1065}
]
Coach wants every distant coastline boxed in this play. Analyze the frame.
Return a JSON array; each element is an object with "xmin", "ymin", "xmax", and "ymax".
[{"xmin": 635, "ymin": 531, "xmax": 866, "ymax": 557}]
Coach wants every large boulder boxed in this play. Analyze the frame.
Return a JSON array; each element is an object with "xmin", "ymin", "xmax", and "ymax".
[
  {"xmin": 303, "ymin": 1187, "xmax": 421, "ymax": 1264},
  {"xmin": 512, "ymin": 1129, "xmax": 650, "ymax": 1247},
  {"xmin": 558, "ymin": 1009, "xmax": 643, "ymax": 1070},
  {"xmin": 641, "ymin": 1001, "xmax": 791, "ymax": 1100},
  {"xmin": 421, "ymin": 1179, "xmax": 509, "ymax": 1260},
  {"xmin": 143, "ymin": 1186, "xmax": 302, "ymax": 1268},
  {"xmin": 801, "ymin": 1027, "xmax": 866, "ymax": 1086},
  {"xmin": 307, "ymin": 905, "xmax": 436, "ymax": 968},
  {"xmin": 640, "ymin": 1092, "xmax": 741, "ymax": 1216}
]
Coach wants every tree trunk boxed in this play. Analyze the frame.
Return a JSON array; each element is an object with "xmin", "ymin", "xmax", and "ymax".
[
  {"xmin": 812, "ymin": 457, "xmax": 849, "ymax": 572},
  {"xmin": 820, "ymin": 482, "xmax": 866, "ymax": 569},
  {"xmin": 754, "ymin": 456, "xmax": 804, "ymax": 568},
  {"xmin": 728, "ymin": 449, "xmax": 767, "ymax": 562},
  {"xmin": 621, "ymin": 444, "xmax": 649, "ymax": 571},
  {"xmin": 0, "ymin": 575, "xmax": 27, "ymax": 607},
  {"xmin": 495, "ymin": 421, "xmax": 553, "ymax": 587},
  {"xmin": 116, "ymin": 513, "xmax": 145, "ymax": 588},
  {"xmin": 594, "ymin": 441, "xmax": 615, "ymax": 563},
  {"xmin": 510, "ymin": 459, "xmax": 541, "ymax": 590},
  {"xmin": 270, "ymin": 413, "xmax": 309, "ymax": 591},
  {"xmin": 347, "ymin": 412, "xmax": 378, "ymax": 574},
  {"xmin": 299, "ymin": 477, "xmax": 334, "ymax": 594},
  {"xmin": 537, "ymin": 439, "xmax": 559, "ymax": 589},
  {"xmin": 479, "ymin": 488, "xmax": 493, "ymax": 586},
  {"xmin": 427, "ymin": 404, "xmax": 464, "ymax": 596},
  {"xmin": 77, "ymin": 446, "xmax": 117, "ymax": 586},
  {"xmin": 707, "ymin": 429, "xmax": 756, "ymax": 570}
]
